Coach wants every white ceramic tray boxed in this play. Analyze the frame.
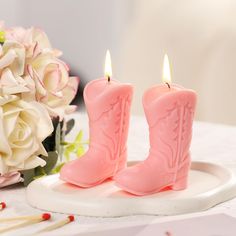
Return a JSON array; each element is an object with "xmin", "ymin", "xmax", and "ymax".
[{"xmin": 26, "ymin": 161, "xmax": 236, "ymax": 217}]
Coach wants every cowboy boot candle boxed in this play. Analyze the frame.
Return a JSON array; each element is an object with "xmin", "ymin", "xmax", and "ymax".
[
  {"xmin": 60, "ymin": 51, "xmax": 133, "ymax": 187},
  {"xmin": 115, "ymin": 55, "xmax": 197, "ymax": 195}
]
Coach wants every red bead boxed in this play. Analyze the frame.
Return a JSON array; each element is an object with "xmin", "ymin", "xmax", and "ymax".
[
  {"xmin": 0, "ymin": 202, "xmax": 6, "ymax": 209},
  {"xmin": 68, "ymin": 215, "xmax": 75, "ymax": 222},
  {"xmin": 42, "ymin": 213, "xmax": 51, "ymax": 220}
]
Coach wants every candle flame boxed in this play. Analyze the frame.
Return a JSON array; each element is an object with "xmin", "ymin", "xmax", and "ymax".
[
  {"xmin": 162, "ymin": 54, "xmax": 172, "ymax": 84},
  {"xmin": 104, "ymin": 50, "xmax": 112, "ymax": 80}
]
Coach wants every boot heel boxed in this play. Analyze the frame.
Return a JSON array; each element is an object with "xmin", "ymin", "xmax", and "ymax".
[
  {"xmin": 172, "ymin": 176, "xmax": 188, "ymax": 190},
  {"xmin": 172, "ymin": 160, "xmax": 191, "ymax": 191}
]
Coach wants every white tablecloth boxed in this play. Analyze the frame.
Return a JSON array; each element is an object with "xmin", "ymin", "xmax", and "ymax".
[{"xmin": 2, "ymin": 113, "xmax": 236, "ymax": 235}]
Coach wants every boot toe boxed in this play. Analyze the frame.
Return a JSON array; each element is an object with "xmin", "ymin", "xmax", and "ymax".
[
  {"xmin": 114, "ymin": 166, "xmax": 147, "ymax": 196},
  {"xmin": 60, "ymin": 155, "xmax": 114, "ymax": 187},
  {"xmin": 60, "ymin": 161, "xmax": 81, "ymax": 185},
  {"xmin": 114, "ymin": 161, "xmax": 167, "ymax": 196},
  {"xmin": 59, "ymin": 160, "xmax": 91, "ymax": 187}
]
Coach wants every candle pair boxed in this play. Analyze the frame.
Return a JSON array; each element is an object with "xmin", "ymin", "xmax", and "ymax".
[{"xmin": 60, "ymin": 53, "xmax": 197, "ymax": 196}]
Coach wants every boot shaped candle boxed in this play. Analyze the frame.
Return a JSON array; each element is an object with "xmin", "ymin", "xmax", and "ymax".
[
  {"xmin": 60, "ymin": 51, "xmax": 133, "ymax": 187},
  {"xmin": 115, "ymin": 55, "xmax": 197, "ymax": 195}
]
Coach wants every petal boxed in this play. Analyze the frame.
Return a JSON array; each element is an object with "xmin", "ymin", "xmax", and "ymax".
[
  {"xmin": 3, "ymin": 41, "xmax": 25, "ymax": 76},
  {"xmin": 42, "ymin": 63, "xmax": 60, "ymax": 91},
  {"xmin": 44, "ymin": 105, "xmax": 65, "ymax": 121},
  {"xmin": 7, "ymin": 138, "xmax": 39, "ymax": 167},
  {"xmin": 0, "ymin": 69, "xmax": 29, "ymax": 94},
  {"xmin": 0, "ymin": 49, "xmax": 17, "ymax": 69},
  {"xmin": 32, "ymin": 27, "xmax": 52, "ymax": 49},
  {"xmin": 19, "ymin": 155, "xmax": 46, "ymax": 171},
  {"xmin": 1, "ymin": 68, "xmax": 18, "ymax": 86},
  {"xmin": 0, "ymin": 156, "xmax": 8, "ymax": 174},
  {"xmin": 2, "ymin": 86, "xmax": 29, "ymax": 95},
  {"xmin": 29, "ymin": 101, "xmax": 53, "ymax": 140},
  {"xmin": 5, "ymin": 27, "xmax": 27, "ymax": 43},
  {"xmin": 0, "ymin": 171, "xmax": 23, "ymax": 188},
  {"xmin": 3, "ymin": 110, "xmax": 19, "ymax": 137},
  {"xmin": 0, "ymin": 108, "xmax": 11, "ymax": 156},
  {"xmin": 0, "ymin": 45, "xmax": 2, "ymax": 57},
  {"xmin": 58, "ymin": 76, "xmax": 79, "ymax": 106},
  {"xmin": 31, "ymin": 52, "xmax": 54, "ymax": 71},
  {"xmin": 31, "ymin": 68, "xmax": 47, "ymax": 96},
  {"xmin": 65, "ymin": 105, "xmax": 78, "ymax": 114}
]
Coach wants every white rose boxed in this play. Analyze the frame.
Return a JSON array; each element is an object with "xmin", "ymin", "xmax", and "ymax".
[
  {"xmin": 0, "ymin": 68, "xmax": 29, "ymax": 95},
  {"xmin": 0, "ymin": 40, "xmax": 25, "ymax": 77},
  {"xmin": 0, "ymin": 95, "xmax": 53, "ymax": 174},
  {"xmin": 0, "ymin": 39, "xmax": 29, "ymax": 95}
]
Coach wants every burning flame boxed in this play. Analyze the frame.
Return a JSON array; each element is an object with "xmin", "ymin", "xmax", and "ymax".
[
  {"xmin": 162, "ymin": 54, "xmax": 172, "ymax": 84},
  {"xmin": 104, "ymin": 50, "xmax": 112, "ymax": 80}
]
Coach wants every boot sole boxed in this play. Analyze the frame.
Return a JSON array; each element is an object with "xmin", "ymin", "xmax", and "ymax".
[
  {"xmin": 115, "ymin": 179, "xmax": 187, "ymax": 196},
  {"xmin": 60, "ymin": 175, "xmax": 114, "ymax": 188}
]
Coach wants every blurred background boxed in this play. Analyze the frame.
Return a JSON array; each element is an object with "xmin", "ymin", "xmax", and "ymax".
[{"xmin": 1, "ymin": 0, "xmax": 236, "ymax": 125}]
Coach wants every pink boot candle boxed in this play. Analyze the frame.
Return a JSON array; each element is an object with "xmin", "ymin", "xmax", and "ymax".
[
  {"xmin": 115, "ymin": 55, "xmax": 197, "ymax": 195},
  {"xmin": 60, "ymin": 51, "xmax": 133, "ymax": 187}
]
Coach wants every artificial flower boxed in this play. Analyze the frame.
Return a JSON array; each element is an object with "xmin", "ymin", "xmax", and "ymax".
[
  {"xmin": 0, "ymin": 22, "xmax": 80, "ymax": 186},
  {"xmin": 0, "ymin": 95, "xmax": 53, "ymax": 174},
  {"xmin": 0, "ymin": 171, "xmax": 23, "ymax": 188},
  {"xmin": 25, "ymin": 53, "xmax": 79, "ymax": 119}
]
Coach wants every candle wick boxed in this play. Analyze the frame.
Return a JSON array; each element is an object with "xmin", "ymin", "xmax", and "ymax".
[
  {"xmin": 107, "ymin": 76, "xmax": 111, "ymax": 82},
  {"xmin": 165, "ymin": 82, "xmax": 171, "ymax": 89}
]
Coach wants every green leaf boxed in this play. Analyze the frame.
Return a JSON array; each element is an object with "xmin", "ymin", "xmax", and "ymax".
[
  {"xmin": 55, "ymin": 121, "xmax": 61, "ymax": 155},
  {"xmin": 75, "ymin": 130, "xmax": 83, "ymax": 143},
  {"xmin": 33, "ymin": 174, "xmax": 47, "ymax": 180},
  {"xmin": 36, "ymin": 151, "xmax": 58, "ymax": 175},
  {"xmin": 65, "ymin": 119, "xmax": 75, "ymax": 135},
  {"xmin": 60, "ymin": 141, "xmax": 69, "ymax": 146},
  {"xmin": 76, "ymin": 145, "xmax": 85, "ymax": 157},
  {"xmin": 64, "ymin": 148, "xmax": 71, "ymax": 162},
  {"xmin": 21, "ymin": 169, "xmax": 35, "ymax": 186},
  {"xmin": 55, "ymin": 120, "xmax": 66, "ymax": 161},
  {"xmin": 66, "ymin": 144, "xmax": 76, "ymax": 152},
  {"xmin": 51, "ymin": 162, "xmax": 65, "ymax": 174},
  {"xmin": 42, "ymin": 117, "xmax": 59, "ymax": 152}
]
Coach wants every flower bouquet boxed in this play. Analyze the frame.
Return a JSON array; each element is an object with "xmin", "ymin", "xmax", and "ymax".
[{"xmin": 0, "ymin": 22, "xmax": 81, "ymax": 187}]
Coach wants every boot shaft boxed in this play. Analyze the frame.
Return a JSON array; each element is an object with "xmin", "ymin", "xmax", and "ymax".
[
  {"xmin": 143, "ymin": 87, "xmax": 197, "ymax": 167},
  {"xmin": 84, "ymin": 79, "xmax": 133, "ymax": 161}
]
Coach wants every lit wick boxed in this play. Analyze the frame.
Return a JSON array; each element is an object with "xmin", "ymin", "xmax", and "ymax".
[
  {"xmin": 105, "ymin": 50, "xmax": 112, "ymax": 83},
  {"xmin": 165, "ymin": 82, "xmax": 170, "ymax": 89}
]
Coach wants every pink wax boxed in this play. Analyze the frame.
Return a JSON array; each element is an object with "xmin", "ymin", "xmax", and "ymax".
[
  {"xmin": 60, "ymin": 78, "xmax": 133, "ymax": 187},
  {"xmin": 85, "ymin": 78, "xmax": 121, "ymax": 98},
  {"xmin": 115, "ymin": 83, "xmax": 197, "ymax": 196},
  {"xmin": 144, "ymin": 83, "xmax": 183, "ymax": 101}
]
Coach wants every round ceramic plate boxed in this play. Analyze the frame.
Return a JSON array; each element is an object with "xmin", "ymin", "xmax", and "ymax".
[{"xmin": 26, "ymin": 161, "xmax": 236, "ymax": 217}]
